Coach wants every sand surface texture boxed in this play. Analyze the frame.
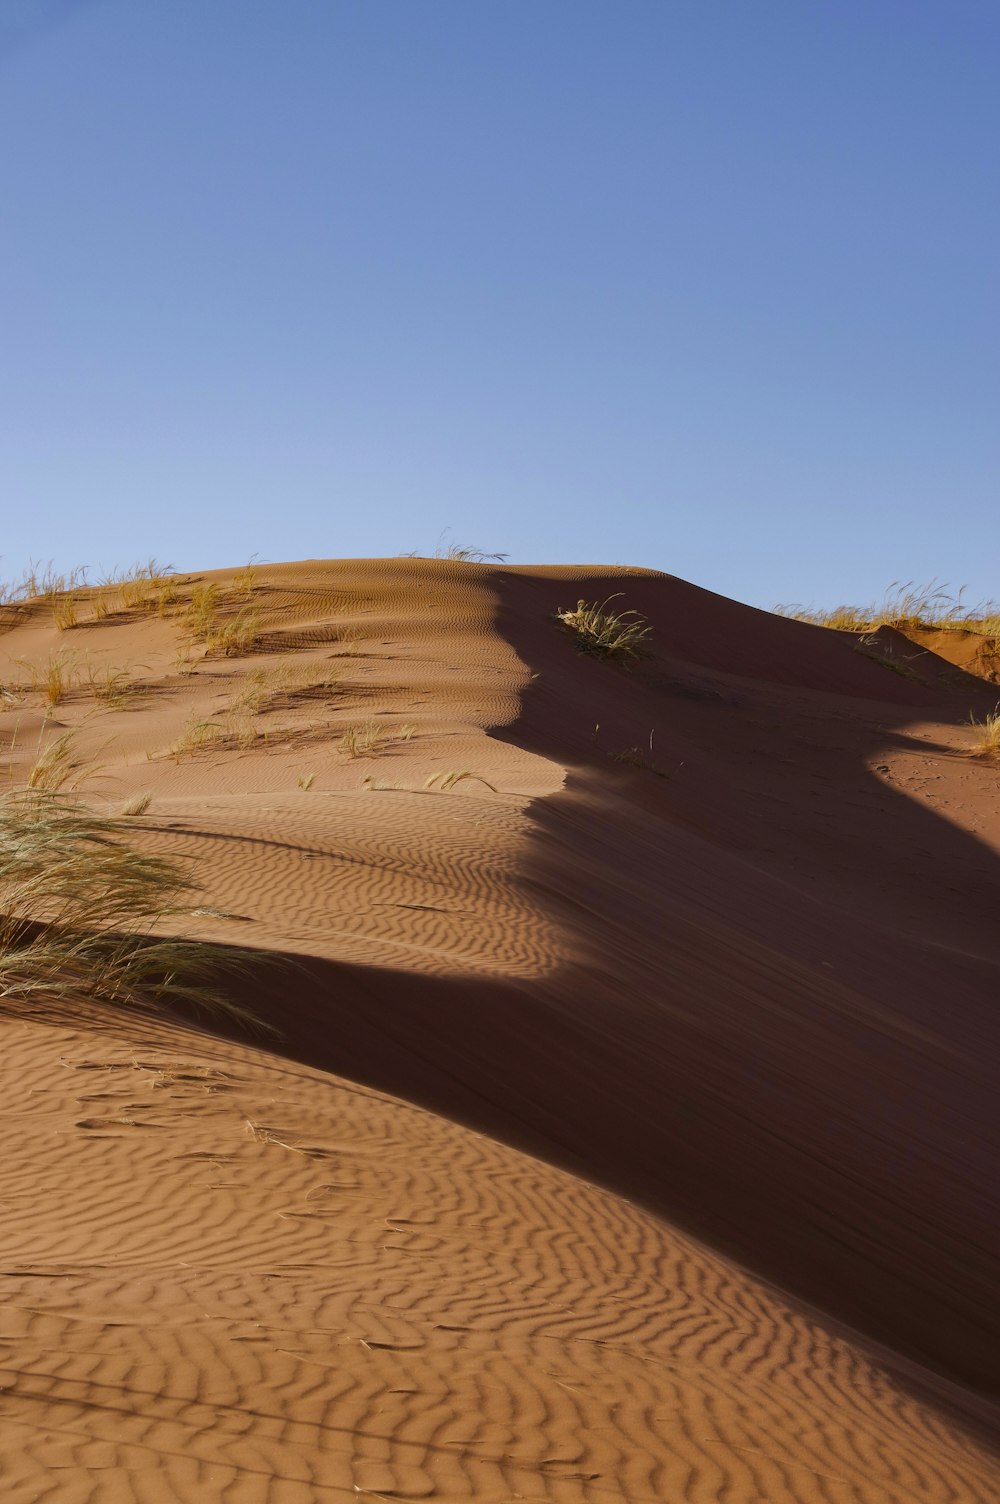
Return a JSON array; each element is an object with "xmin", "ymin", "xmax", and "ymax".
[{"xmin": 1, "ymin": 559, "xmax": 998, "ymax": 1502}]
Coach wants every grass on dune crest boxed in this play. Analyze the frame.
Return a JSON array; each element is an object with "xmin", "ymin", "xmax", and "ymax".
[
  {"xmin": 0, "ymin": 790, "xmax": 263, "ymax": 1029},
  {"xmin": 775, "ymin": 581, "xmax": 1000, "ymax": 637}
]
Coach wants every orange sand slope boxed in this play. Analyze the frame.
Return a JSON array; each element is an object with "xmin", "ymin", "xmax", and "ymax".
[{"xmin": 1, "ymin": 557, "xmax": 999, "ymax": 1502}]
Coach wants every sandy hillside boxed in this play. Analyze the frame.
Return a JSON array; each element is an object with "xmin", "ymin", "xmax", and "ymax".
[{"xmin": 1, "ymin": 557, "xmax": 998, "ymax": 1502}]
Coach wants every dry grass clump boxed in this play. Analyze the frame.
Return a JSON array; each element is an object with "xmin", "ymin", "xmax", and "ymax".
[
  {"xmin": 26, "ymin": 731, "xmax": 93, "ymax": 794},
  {"xmin": 340, "ymin": 721, "xmax": 414, "ymax": 758},
  {"xmin": 229, "ymin": 662, "xmax": 339, "ymax": 719},
  {"xmin": 183, "ymin": 583, "xmax": 221, "ymax": 640},
  {"xmin": 0, "ymin": 789, "xmax": 257, "ymax": 1025},
  {"xmin": 171, "ymin": 716, "xmax": 226, "ymax": 761},
  {"xmin": 16, "ymin": 652, "xmax": 79, "ymax": 706},
  {"xmin": 424, "ymin": 769, "xmax": 497, "ymax": 792},
  {"xmin": 205, "ymin": 607, "xmax": 262, "ymax": 658},
  {"xmin": 53, "ymin": 594, "xmax": 80, "ymax": 631},
  {"xmin": 776, "ymin": 581, "xmax": 1000, "ymax": 637},
  {"xmin": 968, "ymin": 708, "xmax": 1000, "ymax": 757},
  {"xmin": 556, "ymin": 596, "xmax": 651, "ymax": 662},
  {"xmin": 340, "ymin": 721, "xmax": 386, "ymax": 758},
  {"xmin": 86, "ymin": 663, "xmax": 144, "ymax": 709}
]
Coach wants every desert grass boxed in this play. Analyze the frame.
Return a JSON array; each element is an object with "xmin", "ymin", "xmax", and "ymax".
[
  {"xmin": 228, "ymin": 661, "xmax": 339, "ymax": 717},
  {"xmin": 53, "ymin": 594, "xmax": 80, "ymax": 631},
  {"xmin": 25, "ymin": 731, "xmax": 94, "ymax": 794},
  {"xmin": 0, "ymin": 561, "xmax": 89, "ymax": 605},
  {"xmin": 776, "ymin": 581, "xmax": 1000, "ymax": 637},
  {"xmin": 231, "ymin": 559, "xmax": 261, "ymax": 598},
  {"xmin": 340, "ymin": 721, "xmax": 386, "ymax": 758},
  {"xmin": 968, "ymin": 708, "xmax": 1000, "ymax": 757},
  {"xmin": 339, "ymin": 721, "xmax": 415, "ymax": 759},
  {"xmin": 171, "ymin": 716, "xmax": 226, "ymax": 761},
  {"xmin": 424, "ymin": 769, "xmax": 498, "ymax": 792},
  {"xmin": 86, "ymin": 663, "xmax": 144, "ymax": 709},
  {"xmin": 853, "ymin": 635, "xmax": 924, "ymax": 683},
  {"xmin": 556, "ymin": 596, "xmax": 652, "ymax": 662},
  {"xmin": 0, "ymin": 788, "xmax": 259, "ymax": 1025},
  {"xmin": 182, "ymin": 583, "xmax": 221, "ymax": 640},
  {"xmin": 16, "ymin": 652, "xmax": 79, "ymax": 707},
  {"xmin": 205, "ymin": 607, "xmax": 262, "ymax": 658},
  {"xmin": 121, "ymin": 791, "xmax": 153, "ymax": 816},
  {"xmin": 296, "ymin": 773, "xmax": 316, "ymax": 791}
]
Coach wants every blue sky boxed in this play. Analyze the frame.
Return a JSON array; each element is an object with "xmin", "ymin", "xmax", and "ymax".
[{"xmin": 2, "ymin": 0, "xmax": 997, "ymax": 610}]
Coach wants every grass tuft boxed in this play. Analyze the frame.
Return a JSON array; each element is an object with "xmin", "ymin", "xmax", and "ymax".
[
  {"xmin": 0, "ymin": 789, "xmax": 260, "ymax": 1027},
  {"xmin": 968, "ymin": 708, "xmax": 1000, "ymax": 757},
  {"xmin": 556, "ymin": 595, "xmax": 651, "ymax": 662},
  {"xmin": 423, "ymin": 770, "xmax": 498, "ymax": 792}
]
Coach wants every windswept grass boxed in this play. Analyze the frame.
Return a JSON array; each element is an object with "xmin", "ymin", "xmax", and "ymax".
[
  {"xmin": 205, "ymin": 607, "xmax": 262, "ymax": 658},
  {"xmin": 556, "ymin": 596, "xmax": 651, "ymax": 662},
  {"xmin": 340, "ymin": 720, "xmax": 386, "ymax": 758},
  {"xmin": 424, "ymin": 769, "xmax": 498, "ymax": 792},
  {"xmin": 968, "ymin": 708, "xmax": 1000, "ymax": 757},
  {"xmin": 26, "ymin": 731, "xmax": 93, "ymax": 794},
  {"xmin": 0, "ymin": 789, "xmax": 260, "ymax": 1026},
  {"xmin": 16, "ymin": 652, "xmax": 79, "ymax": 706},
  {"xmin": 775, "ymin": 581, "xmax": 1000, "ymax": 636}
]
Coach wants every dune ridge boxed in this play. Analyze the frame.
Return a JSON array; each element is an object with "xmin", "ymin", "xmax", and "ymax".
[{"xmin": 1, "ymin": 557, "xmax": 998, "ymax": 1501}]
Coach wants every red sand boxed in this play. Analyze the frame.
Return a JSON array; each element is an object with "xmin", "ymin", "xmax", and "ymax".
[{"xmin": 1, "ymin": 558, "xmax": 998, "ymax": 1502}]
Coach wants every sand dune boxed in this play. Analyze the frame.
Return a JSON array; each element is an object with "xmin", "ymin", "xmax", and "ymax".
[{"xmin": 1, "ymin": 558, "xmax": 998, "ymax": 1501}]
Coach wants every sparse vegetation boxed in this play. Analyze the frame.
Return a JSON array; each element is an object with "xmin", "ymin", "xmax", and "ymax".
[
  {"xmin": 205, "ymin": 607, "xmax": 262, "ymax": 658},
  {"xmin": 423, "ymin": 770, "xmax": 498, "ymax": 792},
  {"xmin": 296, "ymin": 773, "xmax": 316, "ymax": 791},
  {"xmin": 232, "ymin": 559, "xmax": 261, "ymax": 598},
  {"xmin": 86, "ymin": 663, "xmax": 144, "ymax": 709},
  {"xmin": 172, "ymin": 716, "xmax": 225, "ymax": 761},
  {"xmin": 432, "ymin": 531, "xmax": 508, "ymax": 563},
  {"xmin": 340, "ymin": 721, "xmax": 387, "ymax": 758},
  {"xmin": 968, "ymin": 708, "xmax": 1000, "ymax": 757},
  {"xmin": 0, "ymin": 788, "xmax": 259, "ymax": 1025},
  {"xmin": 53, "ymin": 594, "xmax": 80, "ymax": 631},
  {"xmin": 16, "ymin": 652, "xmax": 79, "ymax": 706},
  {"xmin": 339, "ymin": 720, "xmax": 415, "ymax": 758},
  {"xmin": 26, "ymin": 731, "xmax": 93, "ymax": 794},
  {"xmin": 121, "ymin": 791, "xmax": 152, "ymax": 816},
  {"xmin": 775, "ymin": 581, "xmax": 1000, "ymax": 637},
  {"xmin": 556, "ymin": 596, "xmax": 651, "ymax": 662}
]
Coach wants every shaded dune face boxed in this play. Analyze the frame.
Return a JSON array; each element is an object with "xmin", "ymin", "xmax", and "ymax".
[{"xmin": 1, "ymin": 557, "xmax": 999, "ymax": 1500}]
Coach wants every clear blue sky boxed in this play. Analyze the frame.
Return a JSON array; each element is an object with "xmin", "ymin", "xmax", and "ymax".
[{"xmin": 2, "ymin": 0, "xmax": 997, "ymax": 610}]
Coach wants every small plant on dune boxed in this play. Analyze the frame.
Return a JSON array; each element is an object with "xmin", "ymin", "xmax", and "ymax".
[
  {"xmin": 296, "ymin": 773, "xmax": 315, "ymax": 791},
  {"xmin": 121, "ymin": 791, "xmax": 152, "ymax": 816},
  {"xmin": 968, "ymin": 708, "xmax": 1000, "ymax": 757},
  {"xmin": 432, "ymin": 530, "xmax": 508, "ymax": 563},
  {"xmin": 172, "ymin": 716, "xmax": 225, "ymax": 761},
  {"xmin": 340, "ymin": 721, "xmax": 386, "ymax": 758},
  {"xmin": 52, "ymin": 594, "xmax": 80, "ymax": 631},
  {"xmin": 556, "ymin": 595, "xmax": 651, "ymax": 662},
  {"xmin": 232, "ymin": 558, "xmax": 261, "ymax": 599},
  {"xmin": 775, "ymin": 581, "xmax": 1000, "ymax": 637},
  {"xmin": 423, "ymin": 770, "xmax": 498, "ymax": 792},
  {"xmin": 205, "ymin": 607, "xmax": 262, "ymax": 658},
  {"xmin": 0, "ymin": 789, "xmax": 260, "ymax": 1026},
  {"xmin": 183, "ymin": 583, "xmax": 220, "ymax": 641},
  {"xmin": 17, "ymin": 652, "xmax": 79, "ymax": 707},
  {"xmin": 86, "ymin": 663, "xmax": 144, "ymax": 709},
  {"xmin": 26, "ymin": 730, "xmax": 96, "ymax": 794},
  {"xmin": 853, "ymin": 635, "xmax": 924, "ymax": 683},
  {"xmin": 228, "ymin": 661, "xmax": 337, "ymax": 717},
  {"xmin": 340, "ymin": 721, "xmax": 416, "ymax": 758}
]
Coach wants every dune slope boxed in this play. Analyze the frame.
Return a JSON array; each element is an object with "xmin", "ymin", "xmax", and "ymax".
[{"xmin": 1, "ymin": 557, "xmax": 998, "ymax": 1501}]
